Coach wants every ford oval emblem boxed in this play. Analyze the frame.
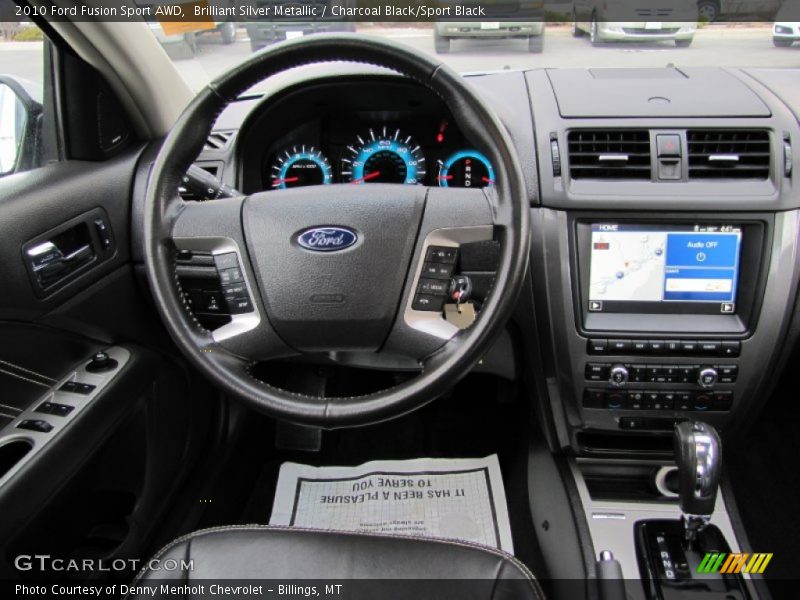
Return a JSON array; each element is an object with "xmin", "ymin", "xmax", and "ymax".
[{"xmin": 296, "ymin": 227, "xmax": 358, "ymax": 252}]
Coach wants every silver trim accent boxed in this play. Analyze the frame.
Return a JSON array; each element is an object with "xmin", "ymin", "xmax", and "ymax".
[
  {"xmin": 598, "ymin": 154, "xmax": 630, "ymax": 162},
  {"xmin": 172, "ymin": 236, "xmax": 261, "ymax": 343},
  {"xmin": 403, "ymin": 226, "xmax": 493, "ymax": 340},
  {"xmin": 0, "ymin": 347, "xmax": 130, "ymax": 490},
  {"xmin": 691, "ymin": 423, "xmax": 719, "ymax": 501},
  {"xmin": 569, "ymin": 459, "xmax": 755, "ymax": 599},
  {"xmin": 707, "ymin": 154, "xmax": 740, "ymax": 162}
]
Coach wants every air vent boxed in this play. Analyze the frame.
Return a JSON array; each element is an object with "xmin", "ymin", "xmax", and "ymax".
[
  {"xmin": 687, "ymin": 130, "xmax": 770, "ymax": 180},
  {"xmin": 204, "ymin": 130, "xmax": 235, "ymax": 151},
  {"xmin": 568, "ymin": 130, "xmax": 651, "ymax": 180}
]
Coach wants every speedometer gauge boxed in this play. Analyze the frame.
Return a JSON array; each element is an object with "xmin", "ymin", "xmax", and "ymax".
[
  {"xmin": 270, "ymin": 146, "xmax": 332, "ymax": 189},
  {"xmin": 437, "ymin": 150, "xmax": 495, "ymax": 188},
  {"xmin": 342, "ymin": 126, "xmax": 426, "ymax": 185}
]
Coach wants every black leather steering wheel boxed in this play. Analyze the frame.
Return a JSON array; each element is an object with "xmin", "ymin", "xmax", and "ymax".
[{"xmin": 144, "ymin": 34, "xmax": 530, "ymax": 428}]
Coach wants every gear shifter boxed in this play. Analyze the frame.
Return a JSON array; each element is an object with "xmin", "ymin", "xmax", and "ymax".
[
  {"xmin": 674, "ymin": 421, "xmax": 722, "ymax": 544},
  {"xmin": 635, "ymin": 422, "xmax": 745, "ymax": 599}
]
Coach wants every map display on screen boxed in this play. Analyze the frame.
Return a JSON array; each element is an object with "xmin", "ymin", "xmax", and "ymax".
[{"xmin": 588, "ymin": 224, "xmax": 742, "ymax": 313}]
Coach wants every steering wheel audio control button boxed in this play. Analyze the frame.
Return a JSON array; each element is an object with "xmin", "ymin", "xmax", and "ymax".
[
  {"xmin": 425, "ymin": 246, "xmax": 458, "ymax": 264},
  {"xmin": 413, "ymin": 294, "xmax": 446, "ymax": 312},
  {"xmin": 421, "ymin": 262, "xmax": 454, "ymax": 280},
  {"xmin": 417, "ymin": 278, "xmax": 449, "ymax": 295}
]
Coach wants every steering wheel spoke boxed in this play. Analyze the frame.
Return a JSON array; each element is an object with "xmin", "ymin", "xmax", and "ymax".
[
  {"xmin": 170, "ymin": 197, "xmax": 295, "ymax": 361},
  {"xmin": 381, "ymin": 186, "xmax": 496, "ymax": 361}
]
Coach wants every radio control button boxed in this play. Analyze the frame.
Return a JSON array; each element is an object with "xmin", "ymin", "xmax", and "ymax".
[
  {"xmin": 679, "ymin": 340, "xmax": 699, "ymax": 354},
  {"xmin": 720, "ymin": 341, "xmax": 741, "ymax": 357},
  {"xmin": 645, "ymin": 365, "xmax": 662, "ymax": 382},
  {"xmin": 608, "ymin": 339, "xmax": 632, "ymax": 353},
  {"xmin": 630, "ymin": 364, "xmax": 647, "ymax": 383},
  {"xmin": 717, "ymin": 365, "xmax": 738, "ymax": 383},
  {"xmin": 699, "ymin": 341, "xmax": 720, "ymax": 355},
  {"xmin": 632, "ymin": 340, "xmax": 649, "ymax": 353},
  {"xmin": 609, "ymin": 364, "xmax": 629, "ymax": 386},
  {"xmin": 678, "ymin": 366, "xmax": 697, "ymax": 383},
  {"xmin": 662, "ymin": 365, "xmax": 680, "ymax": 383},
  {"xmin": 587, "ymin": 339, "xmax": 608, "ymax": 354},
  {"xmin": 585, "ymin": 363, "xmax": 610, "ymax": 381},
  {"xmin": 665, "ymin": 340, "xmax": 681, "ymax": 353},
  {"xmin": 649, "ymin": 340, "xmax": 666, "ymax": 354}
]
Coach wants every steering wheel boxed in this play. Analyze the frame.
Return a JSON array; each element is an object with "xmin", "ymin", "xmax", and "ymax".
[{"xmin": 144, "ymin": 34, "xmax": 530, "ymax": 428}]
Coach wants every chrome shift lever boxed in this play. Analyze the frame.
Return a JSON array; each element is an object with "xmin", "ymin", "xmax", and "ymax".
[{"xmin": 673, "ymin": 421, "xmax": 722, "ymax": 543}]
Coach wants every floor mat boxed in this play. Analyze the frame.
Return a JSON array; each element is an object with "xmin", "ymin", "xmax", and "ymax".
[{"xmin": 269, "ymin": 455, "xmax": 514, "ymax": 553}]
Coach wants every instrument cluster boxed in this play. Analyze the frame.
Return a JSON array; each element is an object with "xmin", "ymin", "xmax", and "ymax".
[{"xmin": 264, "ymin": 120, "xmax": 495, "ymax": 191}]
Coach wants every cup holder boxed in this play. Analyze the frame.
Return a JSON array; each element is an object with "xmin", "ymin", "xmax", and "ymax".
[{"xmin": 0, "ymin": 439, "xmax": 33, "ymax": 479}]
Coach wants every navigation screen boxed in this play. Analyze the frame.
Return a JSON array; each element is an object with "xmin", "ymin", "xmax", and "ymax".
[{"xmin": 588, "ymin": 223, "xmax": 742, "ymax": 314}]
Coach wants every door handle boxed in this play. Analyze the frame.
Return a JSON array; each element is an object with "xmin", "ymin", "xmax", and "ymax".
[{"xmin": 26, "ymin": 241, "xmax": 94, "ymax": 287}]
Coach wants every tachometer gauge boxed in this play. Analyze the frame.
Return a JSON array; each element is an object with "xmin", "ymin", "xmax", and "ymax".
[
  {"xmin": 270, "ymin": 146, "xmax": 332, "ymax": 189},
  {"xmin": 437, "ymin": 150, "xmax": 495, "ymax": 188},
  {"xmin": 342, "ymin": 126, "xmax": 426, "ymax": 185}
]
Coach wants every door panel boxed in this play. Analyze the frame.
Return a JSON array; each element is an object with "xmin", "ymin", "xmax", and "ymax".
[{"xmin": 0, "ymin": 149, "xmax": 143, "ymax": 320}]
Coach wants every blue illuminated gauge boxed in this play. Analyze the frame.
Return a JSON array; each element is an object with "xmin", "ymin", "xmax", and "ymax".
[
  {"xmin": 437, "ymin": 150, "xmax": 495, "ymax": 188},
  {"xmin": 270, "ymin": 145, "xmax": 333, "ymax": 189},
  {"xmin": 342, "ymin": 126, "xmax": 426, "ymax": 185}
]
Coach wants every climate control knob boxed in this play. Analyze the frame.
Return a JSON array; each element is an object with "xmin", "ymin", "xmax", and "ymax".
[
  {"xmin": 609, "ymin": 364, "xmax": 629, "ymax": 387},
  {"xmin": 698, "ymin": 367, "xmax": 718, "ymax": 388}
]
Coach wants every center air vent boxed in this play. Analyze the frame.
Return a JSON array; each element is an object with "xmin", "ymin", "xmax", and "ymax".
[
  {"xmin": 687, "ymin": 130, "xmax": 770, "ymax": 180},
  {"xmin": 568, "ymin": 130, "xmax": 651, "ymax": 180}
]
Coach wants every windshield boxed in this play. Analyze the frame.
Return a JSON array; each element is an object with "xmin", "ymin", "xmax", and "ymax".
[{"xmin": 135, "ymin": 0, "xmax": 800, "ymax": 92}]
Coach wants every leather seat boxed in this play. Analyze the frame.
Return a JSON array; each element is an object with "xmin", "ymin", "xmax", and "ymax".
[{"xmin": 131, "ymin": 525, "xmax": 545, "ymax": 599}]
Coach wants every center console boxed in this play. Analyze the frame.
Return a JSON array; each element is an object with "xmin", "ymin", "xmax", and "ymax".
[
  {"xmin": 571, "ymin": 217, "xmax": 770, "ymax": 435},
  {"xmin": 523, "ymin": 66, "xmax": 800, "ymax": 599}
]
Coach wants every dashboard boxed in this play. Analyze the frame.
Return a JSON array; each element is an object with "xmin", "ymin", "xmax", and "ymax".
[
  {"xmin": 172, "ymin": 65, "xmax": 800, "ymax": 455},
  {"xmin": 236, "ymin": 78, "xmax": 496, "ymax": 194}
]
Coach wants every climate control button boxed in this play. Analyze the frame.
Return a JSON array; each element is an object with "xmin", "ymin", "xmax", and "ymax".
[{"xmin": 698, "ymin": 368, "xmax": 719, "ymax": 388}]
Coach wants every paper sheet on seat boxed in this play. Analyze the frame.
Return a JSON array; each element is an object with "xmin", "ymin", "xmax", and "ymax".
[{"xmin": 269, "ymin": 455, "xmax": 514, "ymax": 553}]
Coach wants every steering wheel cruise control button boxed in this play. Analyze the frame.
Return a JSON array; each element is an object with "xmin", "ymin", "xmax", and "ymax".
[{"xmin": 218, "ymin": 267, "xmax": 244, "ymax": 285}]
